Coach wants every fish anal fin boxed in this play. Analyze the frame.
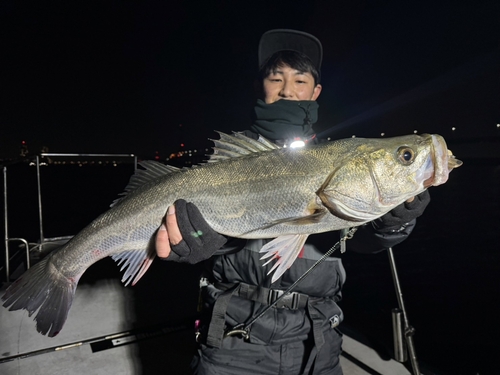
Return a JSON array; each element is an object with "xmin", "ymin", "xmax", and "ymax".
[
  {"xmin": 111, "ymin": 245, "xmax": 156, "ymax": 287},
  {"xmin": 131, "ymin": 257, "xmax": 154, "ymax": 286},
  {"xmin": 259, "ymin": 234, "xmax": 309, "ymax": 283}
]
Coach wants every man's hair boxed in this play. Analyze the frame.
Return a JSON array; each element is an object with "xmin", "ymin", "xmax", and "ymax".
[{"xmin": 259, "ymin": 50, "xmax": 321, "ymax": 85}]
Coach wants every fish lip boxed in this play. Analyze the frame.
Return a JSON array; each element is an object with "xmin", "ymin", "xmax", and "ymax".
[
  {"xmin": 422, "ymin": 134, "xmax": 462, "ymax": 188},
  {"xmin": 422, "ymin": 153, "xmax": 435, "ymax": 188},
  {"xmin": 428, "ymin": 134, "xmax": 450, "ymax": 187}
]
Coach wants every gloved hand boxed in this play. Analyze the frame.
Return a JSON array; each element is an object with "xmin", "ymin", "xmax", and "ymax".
[
  {"xmin": 372, "ymin": 190, "xmax": 431, "ymax": 233},
  {"xmin": 158, "ymin": 199, "xmax": 227, "ymax": 264}
]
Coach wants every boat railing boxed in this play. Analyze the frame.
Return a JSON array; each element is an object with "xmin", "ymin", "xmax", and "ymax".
[{"xmin": 2, "ymin": 153, "xmax": 137, "ymax": 282}]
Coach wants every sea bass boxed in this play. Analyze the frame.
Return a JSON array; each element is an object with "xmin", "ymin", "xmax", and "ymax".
[{"xmin": 2, "ymin": 132, "xmax": 461, "ymax": 336}]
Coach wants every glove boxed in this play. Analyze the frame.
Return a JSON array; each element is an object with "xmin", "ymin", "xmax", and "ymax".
[
  {"xmin": 167, "ymin": 199, "xmax": 227, "ymax": 264},
  {"xmin": 372, "ymin": 190, "xmax": 431, "ymax": 233}
]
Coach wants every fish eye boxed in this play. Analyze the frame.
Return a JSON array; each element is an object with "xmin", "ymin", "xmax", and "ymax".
[{"xmin": 397, "ymin": 147, "xmax": 415, "ymax": 165}]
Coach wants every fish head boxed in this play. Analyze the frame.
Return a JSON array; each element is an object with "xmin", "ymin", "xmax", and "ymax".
[{"xmin": 318, "ymin": 134, "xmax": 462, "ymax": 222}]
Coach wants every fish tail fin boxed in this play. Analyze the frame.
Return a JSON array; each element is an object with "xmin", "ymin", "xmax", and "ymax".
[
  {"xmin": 259, "ymin": 234, "xmax": 309, "ymax": 283},
  {"xmin": 2, "ymin": 256, "xmax": 79, "ymax": 337}
]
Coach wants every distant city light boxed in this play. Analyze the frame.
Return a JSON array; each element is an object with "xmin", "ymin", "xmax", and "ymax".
[
  {"xmin": 413, "ymin": 130, "xmax": 418, "ymax": 134},
  {"xmin": 381, "ymin": 133, "xmax": 385, "ymax": 136}
]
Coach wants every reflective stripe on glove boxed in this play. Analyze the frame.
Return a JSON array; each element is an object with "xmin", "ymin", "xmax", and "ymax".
[{"xmin": 157, "ymin": 199, "xmax": 227, "ymax": 264}]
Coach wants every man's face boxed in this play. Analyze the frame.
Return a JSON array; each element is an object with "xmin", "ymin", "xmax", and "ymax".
[{"xmin": 262, "ymin": 65, "xmax": 322, "ymax": 104}]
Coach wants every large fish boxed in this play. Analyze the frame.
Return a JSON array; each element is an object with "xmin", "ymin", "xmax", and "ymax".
[{"xmin": 2, "ymin": 132, "xmax": 461, "ymax": 336}]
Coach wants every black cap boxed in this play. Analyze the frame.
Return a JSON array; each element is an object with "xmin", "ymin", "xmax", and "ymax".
[{"xmin": 258, "ymin": 29, "xmax": 323, "ymax": 71}]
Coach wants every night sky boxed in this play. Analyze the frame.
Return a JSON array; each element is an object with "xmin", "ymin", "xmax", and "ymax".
[
  {"xmin": 1, "ymin": 3, "xmax": 500, "ymax": 373},
  {"xmin": 1, "ymin": 1, "xmax": 498, "ymax": 159}
]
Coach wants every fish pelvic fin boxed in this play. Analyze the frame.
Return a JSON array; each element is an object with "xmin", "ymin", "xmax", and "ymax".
[
  {"xmin": 111, "ymin": 242, "xmax": 156, "ymax": 286},
  {"xmin": 259, "ymin": 234, "xmax": 309, "ymax": 283},
  {"xmin": 2, "ymin": 256, "xmax": 80, "ymax": 337}
]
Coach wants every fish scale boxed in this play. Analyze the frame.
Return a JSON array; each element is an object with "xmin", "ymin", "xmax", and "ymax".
[{"xmin": 2, "ymin": 132, "xmax": 461, "ymax": 337}]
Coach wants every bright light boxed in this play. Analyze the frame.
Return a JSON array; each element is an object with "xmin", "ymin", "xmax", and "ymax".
[{"xmin": 289, "ymin": 140, "xmax": 305, "ymax": 148}]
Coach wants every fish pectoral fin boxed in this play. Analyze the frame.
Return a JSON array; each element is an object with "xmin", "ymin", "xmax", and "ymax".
[
  {"xmin": 259, "ymin": 234, "xmax": 309, "ymax": 283},
  {"xmin": 243, "ymin": 209, "xmax": 328, "ymax": 235},
  {"xmin": 111, "ymin": 244, "xmax": 156, "ymax": 287},
  {"xmin": 280, "ymin": 208, "xmax": 328, "ymax": 225}
]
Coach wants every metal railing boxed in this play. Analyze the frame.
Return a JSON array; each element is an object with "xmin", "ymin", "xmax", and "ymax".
[
  {"xmin": 2, "ymin": 153, "xmax": 137, "ymax": 282},
  {"xmin": 3, "ymin": 165, "xmax": 30, "ymax": 282}
]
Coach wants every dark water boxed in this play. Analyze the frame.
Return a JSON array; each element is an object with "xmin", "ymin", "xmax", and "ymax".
[
  {"xmin": 2, "ymin": 152, "xmax": 499, "ymax": 374},
  {"xmin": 340, "ymin": 158, "xmax": 500, "ymax": 375}
]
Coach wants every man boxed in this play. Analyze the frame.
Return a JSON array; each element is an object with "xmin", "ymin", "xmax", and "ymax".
[{"xmin": 157, "ymin": 29, "xmax": 429, "ymax": 374}]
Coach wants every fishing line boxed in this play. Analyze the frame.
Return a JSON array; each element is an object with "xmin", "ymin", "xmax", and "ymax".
[{"xmin": 224, "ymin": 227, "xmax": 358, "ymax": 339}]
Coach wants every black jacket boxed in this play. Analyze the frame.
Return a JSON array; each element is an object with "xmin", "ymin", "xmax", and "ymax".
[{"xmin": 198, "ymin": 129, "xmax": 429, "ymax": 349}]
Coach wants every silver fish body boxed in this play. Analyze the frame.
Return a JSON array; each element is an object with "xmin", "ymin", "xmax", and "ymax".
[{"xmin": 2, "ymin": 132, "xmax": 461, "ymax": 336}]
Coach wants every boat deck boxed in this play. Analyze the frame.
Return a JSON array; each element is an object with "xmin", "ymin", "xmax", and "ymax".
[{"xmin": 0, "ymin": 268, "xmax": 410, "ymax": 375}]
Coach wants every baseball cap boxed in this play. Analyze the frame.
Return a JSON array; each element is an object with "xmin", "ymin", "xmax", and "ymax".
[{"xmin": 258, "ymin": 29, "xmax": 323, "ymax": 71}]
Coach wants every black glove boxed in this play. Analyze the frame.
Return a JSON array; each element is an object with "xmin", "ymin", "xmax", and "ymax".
[
  {"xmin": 372, "ymin": 190, "xmax": 431, "ymax": 233},
  {"xmin": 167, "ymin": 199, "xmax": 227, "ymax": 264},
  {"xmin": 347, "ymin": 191, "xmax": 430, "ymax": 253}
]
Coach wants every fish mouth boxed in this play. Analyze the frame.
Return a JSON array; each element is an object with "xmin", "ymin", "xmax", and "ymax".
[{"xmin": 425, "ymin": 135, "xmax": 462, "ymax": 188}]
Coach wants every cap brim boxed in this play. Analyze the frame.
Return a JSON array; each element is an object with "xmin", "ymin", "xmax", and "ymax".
[{"xmin": 258, "ymin": 29, "xmax": 322, "ymax": 71}]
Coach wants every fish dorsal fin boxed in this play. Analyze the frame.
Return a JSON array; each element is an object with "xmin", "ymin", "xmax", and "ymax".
[
  {"xmin": 207, "ymin": 132, "xmax": 279, "ymax": 162},
  {"xmin": 113, "ymin": 132, "xmax": 278, "ymax": 206},
  {"xmin": 111, "ymin": 160, "xmax": 180, "ymax": 207}
]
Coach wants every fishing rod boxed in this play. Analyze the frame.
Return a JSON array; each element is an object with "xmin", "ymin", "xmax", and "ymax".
[
  {"xmin": 224, "ymin": 233, "xmax": 423, "ymax": 375},
  {"xmin": 388, "ymin": 246, "xmax": 421, "ymax": 375}
]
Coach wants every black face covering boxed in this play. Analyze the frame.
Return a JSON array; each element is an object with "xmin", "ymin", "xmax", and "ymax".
[{"xmin": 251, "ymin": 99, "xmax": 319, "ymax": 142}]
